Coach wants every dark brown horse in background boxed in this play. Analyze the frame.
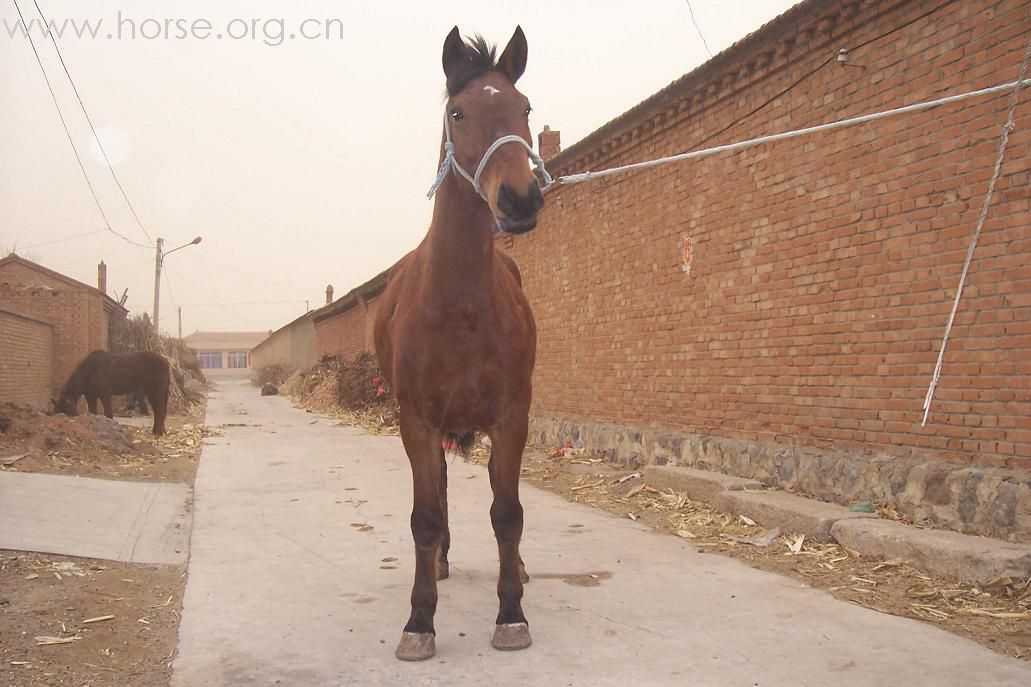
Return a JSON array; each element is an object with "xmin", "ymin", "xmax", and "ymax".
[
  {"xmin": 56, "ymin": 350, "xmax": 170, "ymax": 435},
  {"xmin": 373, "ymin": 26, "xmax": 545, "ymax": 661}
]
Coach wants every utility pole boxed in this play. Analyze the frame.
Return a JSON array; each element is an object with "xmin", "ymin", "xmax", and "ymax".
[
  {"xmin": 153, "ymin": 237, "xmax": 163, "ymax": 331},
  {"xmin": 152, "ymin": 236, "xmax": 202, "ymax": 333},
  {"xmin": 178, "ymin": 306, "xmax": 183, "ymax": 339}
]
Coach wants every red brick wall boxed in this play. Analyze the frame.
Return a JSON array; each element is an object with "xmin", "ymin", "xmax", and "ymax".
[
  {"xmin": 499, "ymin": 0, "xmax": 1031, "ymax": 470},
  {"xmin": 0, "ymin": 261, "xmax": 112, "ymax": 391},
  {"xmin": 315, "ymin": 297, "xmax": 378, "ymax": 362},
  {"xmin": 0, "ymin": 309, "xmax": 54, "ymax": 404}
]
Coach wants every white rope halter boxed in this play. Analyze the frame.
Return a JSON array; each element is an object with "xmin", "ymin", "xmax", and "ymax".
[{"xmin": 427, "ymin": 114, "xmax": 553, "ymax": 200}]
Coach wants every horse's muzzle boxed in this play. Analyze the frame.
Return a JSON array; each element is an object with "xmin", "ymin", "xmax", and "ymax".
[{"xmin": 496, "ymin": 182, "xmax": 543, "ymax": 234}]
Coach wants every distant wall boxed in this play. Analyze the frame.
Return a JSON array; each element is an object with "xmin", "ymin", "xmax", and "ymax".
[
  {"xmin": 314, "ymin": 297, "xmax": 378, "ymax": 362},
  {"xmin": 0, "ymin": 308, "xmax": 54, "ymax": 405},
  {"xmin": 252, "ymin": 316, "xmax": 317, "ymax": 371}
]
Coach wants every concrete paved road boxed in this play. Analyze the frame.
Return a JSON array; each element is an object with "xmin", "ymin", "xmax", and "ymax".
[
  {"xmin": 173, "ymin": 379, "xmax": 1031, "ymax": 687},
  {"xmin": 0, "ymin": 471, "xmax": 191, "ymax": 565}
]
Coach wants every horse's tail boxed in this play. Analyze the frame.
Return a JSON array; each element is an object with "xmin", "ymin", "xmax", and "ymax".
[{"xmin": 443, "ymin": 431, "xmax": 476, "ymax": 456}]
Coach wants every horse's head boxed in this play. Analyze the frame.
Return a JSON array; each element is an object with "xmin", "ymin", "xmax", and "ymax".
[
  {"xmin": 55, "ymin": 392, "xmax": 78, "ymax": 416},
  {"xmin": 442, "ymin": 26, "xmax": 544, "ymax": 234}
]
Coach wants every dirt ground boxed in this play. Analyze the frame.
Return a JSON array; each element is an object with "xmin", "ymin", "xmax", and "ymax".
[
  {"xmin": 0, "ymin": 402, "xmax": 211, "ymax": 483},
  {"xmin": 0, "ymin": 401, "xmax": 209, "ymax": 687},
  {"xmin": 0, "ymin": 553, "xmax": 184, "ymax": 687}
]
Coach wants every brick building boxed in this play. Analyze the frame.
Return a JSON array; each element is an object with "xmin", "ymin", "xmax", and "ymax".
[
  {"xmin": 277, "ymin": 0, "xmax": 1031, "ymax": 539},
  {"xmin": 0, "ymin": 254, "xmax": 127, "ymax": 403},
  {"xmin": 0, "ymin": 307, "xmax": 54, "ymax": 404}
]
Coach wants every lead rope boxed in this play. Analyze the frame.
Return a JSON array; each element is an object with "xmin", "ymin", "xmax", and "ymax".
[
  {"xmin": 922, "ymin": 38, "xmax": 1031, "ymax": 426},
  {"xmin": 427, "ymin": 114, "xmax": 553, "ymax": 200}
]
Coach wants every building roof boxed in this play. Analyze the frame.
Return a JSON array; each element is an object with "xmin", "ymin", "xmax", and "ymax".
[
  {"xmin": 0, "ymin": 253, "xmax": 128, "ymax": 315},
  {"xmin": 253, "ymin": 310, "xmax": 314, "ymax": 350},
  {"xmin": 547, "ymin": 0, "xmax": 836, "ymax": 178},
  {"xmin": 182, "ymin": 331, "xmax": 269, "ymax": 349},
  {"xmin": 311, "ymin": 269, "xmax": 390, "ymax": 323}
]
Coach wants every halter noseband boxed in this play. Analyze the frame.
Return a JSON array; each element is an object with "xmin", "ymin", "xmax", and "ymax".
[{"xmin": 427, "ymin": 114, "xmax": 553, "ymax": 200}]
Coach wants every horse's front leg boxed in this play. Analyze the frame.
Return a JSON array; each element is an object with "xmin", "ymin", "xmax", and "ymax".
[
  {"xmin": 395, "ymin": 411, "xmax": 445, "ymax": 661},
  {"xmin": 100, "ymin": 394, "xmax": 114, "ymax": 419},
  {"xmin": 85, "ymin": 396, "xmax": 98, "ymax": 414},
  {"xmin": 487, "ymin": 416, "xmax": 532, "ymax": 651}
]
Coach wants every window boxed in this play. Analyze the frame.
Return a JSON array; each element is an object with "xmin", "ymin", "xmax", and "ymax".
[
  {"xmin": 198, "ymin": 351, "xmax": 222, "ymax": 369},
  {"xmin": 227, "ymin": 351, "xmax": 249, "ymax": 369}
]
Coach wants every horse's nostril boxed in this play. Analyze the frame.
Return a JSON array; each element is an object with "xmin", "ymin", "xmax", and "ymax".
[{"xmin": 497, "ymin": 183, "xmax": 543, "ymax": 220}]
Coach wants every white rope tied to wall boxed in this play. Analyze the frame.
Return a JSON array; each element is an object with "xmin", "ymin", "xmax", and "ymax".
[
  {"xmin": 554, "ymin": 76, "xmax": 1031, "ymax": 187},
  {"xmin": 922, "ymin": 38, "xmax": 1031, "ymax": 426}
]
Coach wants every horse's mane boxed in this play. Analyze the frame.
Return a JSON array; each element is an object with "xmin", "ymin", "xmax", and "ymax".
[
  {"xmin": 61, "ymin": 350, "xmax": 105, "ymax": 395},
  {"xmin": 446, "ymin": 34, "xmax": 497, "ymax": 97}
]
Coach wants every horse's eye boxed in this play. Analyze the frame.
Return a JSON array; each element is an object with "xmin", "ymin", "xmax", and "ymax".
[
  {"xmin": 450, "ymin": 108, "xmax": 464, "ymax": 121},
  {"xmin": 525, "ymin": 106, "xmax": 532, "ymax": 116}
]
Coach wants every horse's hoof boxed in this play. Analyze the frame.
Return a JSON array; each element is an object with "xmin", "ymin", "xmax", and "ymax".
[
  {"xmin": 395, "ymin": 632, "xmax": 436, "ymax": 661},
  {"xmin": 491, "ymin": 623, "xmax": 532, "ymax": 651},
  {"xmin": 437, "ymin": 560, "xmax": 450, "ymax": 580}
]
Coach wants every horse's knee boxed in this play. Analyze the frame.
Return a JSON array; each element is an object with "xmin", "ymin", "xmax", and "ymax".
[
  {"xmin": 410, "ymin": 507, "xmax": 443, "ymax": 550},
  {"xmin": 490, "ymin": 500, "xmax": 524, "ymax": 542}
]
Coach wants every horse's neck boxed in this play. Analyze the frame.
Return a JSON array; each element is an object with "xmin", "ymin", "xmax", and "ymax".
[{"xmin": 421, "ymin": 174, "xmax": 497, "ymax": 309}]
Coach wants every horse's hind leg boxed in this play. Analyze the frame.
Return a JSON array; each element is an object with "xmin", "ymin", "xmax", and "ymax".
[
  {"xmin": 146, "ymin": 380, "xmax": 168, "ymax": 436},
  {"xmin": 396, "ymin": 412, "xmax": 445, "ymax": 661},
  {"xmin": 487, "ymin": 418, "xmax": 532, "ymax": 651},
  {"xmin": 437, "ymin": 449, "xmax": 450, "ymax": 580}
]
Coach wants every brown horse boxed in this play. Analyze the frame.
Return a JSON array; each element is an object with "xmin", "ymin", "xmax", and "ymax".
[
  {"xmin": 57, "ymin": 350, "xmax": 170, "ymax": 435},
  {"xmin": 373, "ymin": 26, "xmax": 545, "ymax": 661}
]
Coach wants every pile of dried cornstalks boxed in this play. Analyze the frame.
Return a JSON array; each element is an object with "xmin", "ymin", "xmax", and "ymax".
[
  {"xmin": 281, "ymin": 354, "xmax": 399, "ymax": 431},
  {"xmin": 109, "ymin": 314, "xmax": 205, "ymax": 412}
]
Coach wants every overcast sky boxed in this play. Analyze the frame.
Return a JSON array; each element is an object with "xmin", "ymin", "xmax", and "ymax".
[{"xmin": 1, "ymin": 0, "xmax": 799, "ymax": 335}]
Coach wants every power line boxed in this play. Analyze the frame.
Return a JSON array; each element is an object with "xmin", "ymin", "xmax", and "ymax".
[
  {"xmin": 179, "ymin": 300, "xmax": 310, "ymax": 307},
  {"xmin": 10, "ymin": 0, "xmax": 147, "ymax": 249},
  {"xmin": 166, "ymin": 263, "xmax": 273, "ymax": 329},
  {"xmin": 685, "ymin": 1, "xmax": 712, "ymax": 58},
  {"xmin": 183, "ymin": 251, "xmax": 313, "ymax": 294},
  {"xmin": 672, "ymin": 0, "xmax": 963, "ymax": 161},
  {"xmin": 31, "ymin": 0, "xmax": 153, "ymax": 245},
  {"xmin": 18, "ymin": 228, "xmax": 106, "ymax": 250}
]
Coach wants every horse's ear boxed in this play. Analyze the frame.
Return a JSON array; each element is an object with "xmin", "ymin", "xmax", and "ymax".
[
  {"xmin": 497, "ymin": 26, "xmax": 527, "ymax": 84},
  {"xmin": 442, "ymin": 26, "xmax": 468, "ymax": 80}
]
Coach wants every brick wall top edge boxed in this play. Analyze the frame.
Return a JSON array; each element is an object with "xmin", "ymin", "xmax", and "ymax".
[{"xmin": 548, "ymin": 0, "xmax": 875, "ymax": 176}]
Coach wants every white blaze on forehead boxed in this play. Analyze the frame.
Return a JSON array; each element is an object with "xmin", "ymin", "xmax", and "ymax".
[{"xmin": 483, "ymin": 85, "xmax": 501, "ymax": 96}]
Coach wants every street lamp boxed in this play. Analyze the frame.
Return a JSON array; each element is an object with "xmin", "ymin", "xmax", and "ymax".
[{"xmin": 153, "ymin": 236, "xmax": 202, "ymax": 333}]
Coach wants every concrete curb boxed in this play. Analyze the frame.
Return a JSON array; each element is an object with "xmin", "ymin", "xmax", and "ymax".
[
  {"xmin": 831, "ymin": 519, "xmax": 1031, "ymax": 585},
  {"xmin": 715, "ymin": 490, "xmax": 876, "ymax": 542},
  {"xmin": 642, "ymin": 465, "xmax": 1031, "ymax": 584},
  {"xmin": 642, "ymin": 465, "xmax": 761, "ymax": 503}
]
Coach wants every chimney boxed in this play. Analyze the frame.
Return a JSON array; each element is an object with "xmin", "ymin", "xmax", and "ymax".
[
  {"xmin": 325, "ymin": 284, "xmax": 334, "ymax": 304},
  {"xmin": 538, "ymin": 125, "xmax": 561, "ymax": 160},
  {"xmin": 97, "ymin": 260, "xmax": 107, "ymax": 294}
]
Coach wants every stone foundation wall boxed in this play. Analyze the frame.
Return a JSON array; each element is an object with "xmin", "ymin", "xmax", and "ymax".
[{"xmin": 528, "ymin": 416, "xmax": 1031, "ymax": 543}]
